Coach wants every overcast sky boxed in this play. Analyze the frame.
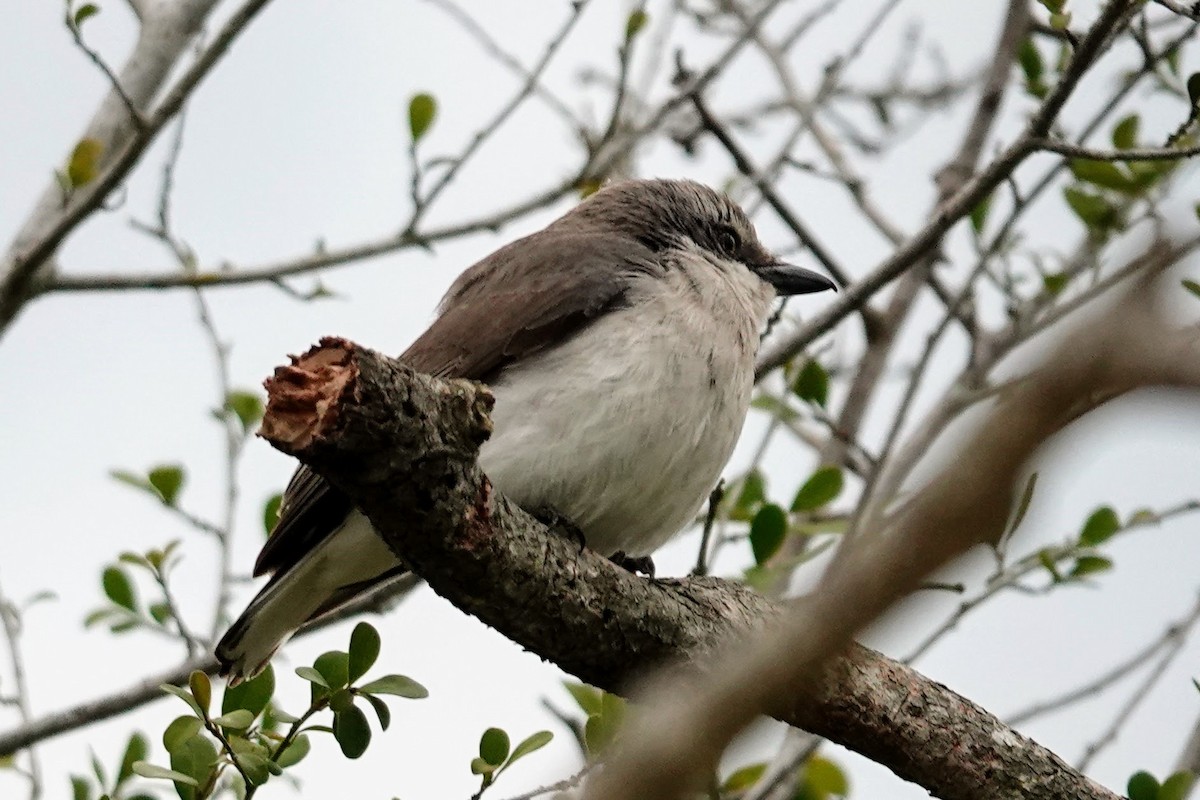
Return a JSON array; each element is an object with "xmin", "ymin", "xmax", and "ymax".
[{"xmin": 3, "ymin": 1, "xmax": 1200, "ymax": 798}]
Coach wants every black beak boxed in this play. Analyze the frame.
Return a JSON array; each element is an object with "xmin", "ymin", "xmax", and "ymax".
[{"xmin": 757, "ymin": 261, "xmax": 838, "ymax": 296}]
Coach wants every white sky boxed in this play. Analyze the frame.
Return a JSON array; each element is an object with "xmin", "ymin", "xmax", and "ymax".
[{"xmin": 3, "ymin": 1, "xmax": 1200, "ymax": 799}]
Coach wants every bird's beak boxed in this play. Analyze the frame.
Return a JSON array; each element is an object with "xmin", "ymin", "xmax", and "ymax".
[{"xmin": 757, "ymin": 261, "xmax": 838, "ymax": 295}]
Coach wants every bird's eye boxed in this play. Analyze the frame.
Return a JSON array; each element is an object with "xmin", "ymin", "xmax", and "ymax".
[{"xmin": 716, "ymin": 226, "xmax": 741, "ymax": 254}]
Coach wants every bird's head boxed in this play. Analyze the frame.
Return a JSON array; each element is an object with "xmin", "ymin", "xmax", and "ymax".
[{"xmin": 567, "ymin": 178, "xmax": 837, "ymax": 296}]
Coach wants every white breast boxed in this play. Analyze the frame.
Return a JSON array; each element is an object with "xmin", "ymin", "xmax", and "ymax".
[{"xmin": 479, "ymin": 250, "xmax": 775, "ymax": 557}]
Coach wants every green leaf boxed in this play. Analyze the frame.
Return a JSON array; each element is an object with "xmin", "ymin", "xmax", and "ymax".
[
  {"xmin": 223, "ymin": 391, "xmax": 263, "ymax": 434},
  {"xmin": 348, "ymin": 622, "xmax": 381, "ymax": 683},
  {"xmin": 222, "ymin": 663, "xmax": 274, "ymax": 720},
  {"xmin": 333, "ymin": 704, "xmax": 372, "ymax": 759},
  {"xmin": 188, "ymin": 671, "xmax": 211, "ymax": 716},
  {"xmin": 1037, "ymin": 548, "xmax": 1062, "ymax": 582},
  {"xmin": 102, "ymin": 566, "xmax": 137, "ymax": 611},
  {"xmin": 263, "ymin": 493, "xmax": 283, "ymax": 536},
  {"xmin": 235, "ymin": 752, "xmax": 271, "ymax": 787},
  {"xmin": 131, "ymin": 762, "xmax": 199, "ymax": 788},
  {"xmin": 71, "ymin": 776, "xmax": 91, "ymax": 800},
  {"xmin": 73, "ymin": 3, "xmax": 100, "ymax": 28},
  {"xmin": 1112, "ymin": 114, "xmax": 1140, "ymax": 149},
  {"xmin": 802, "ymin": 756, "xmax": 849, "ymax": 796},
  {"xmin": 329, "ymin": 688, "xmax": 355, "ymax": 713},
  {"xmin": 361, "ymin": 692, "xmax": 391, "ymax": 731},
  {"xmin": 314, "ymin": 651, "xmax": 350, "ymax": 690},
  {"xmin": 470, "ymin": 756, "xmax": 496, "ymax": 776},
  {"xmin": 67, "ymin": 138, "xmax": 104, "ymax": 188},
  {"xmin": 1161, "ymin": 772, "xmax": 1197, "ymax": 800},
  {"xmin": 148, "ymin": 465, "xmax": 185, "ymax": 506},
  {"xmin": 211, "ymin": 710, "xmax": 254, "ymax": 730},
  {"xmin": 1063, "ymin": 187, "xmax": 1119, "ymax": 231},
  {"xmin": 1018, "ymin": 39, "xmax": 1046, "ymax": 98},
  {"xmin": 722, "ymin": 762, "xmax": 767, "ymax": 792},
  {"xmin": 1042, "ymin": 272, "xmax": 1068, "ymax": 296},
  {"xmin": 118, "ymin": 732, "xmax": 148, "ymax": 785},
  {"xmin": 508, "ymin": 730, "xmax": 552, "ymax": 765},
  {"xmin": 562, "ymin": 681, "xmax": 603, "ymax": 715},
  {"xmin": 1069, "ymin": 159, "xmax": 1138, "ymax": 193},
  {"xmin": 749, "ymin": 504, "xmax": 788, "ymax": 565},
  {"xmin": 169, "ymin": 734, "xmax": 218, "ymax": 800},
  {"xmin": 162, "ymin": 716, "xmax": 203, "ymax": 755},
  {"xmin": 160, "ymin": 683, "xmax": 203, "ymax": 716},
  {"xmin": 584, "ymin": 692, "xmax": 627, "ymax": 755},
  {"xmin": 792, "ymin": 360, "xmax": 828, "ymax": 407},
  {"xmin": 148, "ymin": 603, "xmax": 170, "ymax": 625},
  {"xmin": 357, "ymin": 674, "xmax": 428, "ymax": 699},
  {"xmin": 408, "ymin": 93, "xmax": 437, "ymax": 142},
  {"xmin": 791, "ymin": 466, "xmax": 843, "ymax": 512},
  {"xmin": 1188, "ymin": 73, "xmax": 1200, "ymax": 108},
  {"xmin": 479, "ymin": 727, "xmax": 510, "ymax": 767},
  {"xmin": 1181, "ymin": 279, "xmax": 1200, "ymax": 299},
  {"xmin": 1069, "ymin": 555, "xmax": 1113, "ymax": 579},
  {"xmin": 1128, "ymin": 771, "xmax": 1160, "ymax": 800},
  {"xmin": 1079, "ymin": 506, "xmax": 1120, "ymax": 546},
  {"xmin": 728, "ymin": 469, "xmax": 766, "ymax": 522},
  {"xmin": 294, "ymin": 666, "xmax": 329, "ymax": 688},
  {"xmin": 969, "ymin": 194, "xmax": 991, "ymax": 236},
  {"xmin": 275, "ymin": 734, "xmax": 311, "ymax": 768},
  {"xmin": 624, "ymin": 9, "xmax": 648, "ymax": 41}
]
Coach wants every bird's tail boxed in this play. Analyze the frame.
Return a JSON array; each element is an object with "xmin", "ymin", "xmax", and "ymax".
[{"xmin": 215, "ymin": 513, "xmax": 405, "ymax": 683}]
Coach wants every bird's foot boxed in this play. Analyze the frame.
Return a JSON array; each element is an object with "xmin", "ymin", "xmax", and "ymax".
[
  {"xmin": 610, "ymin": 551, "xmax": 656, "ymax": 578},
  {"xmin": 530, "ymin": 504, "xmax": 586, "ymax": 553}
]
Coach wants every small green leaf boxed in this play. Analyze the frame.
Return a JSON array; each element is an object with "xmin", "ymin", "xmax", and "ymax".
[
  {"xmin": 235, "ymin": 752, "xmax": 271, "ymax": 787},
  {"xmin": 211, "ymin": 710, "xmax": 254, "ymax": 730},
  {"xmin": 222, "ymin": 664, "xmax": 274, "ymax": 720},
  {"xmin": 357, "ymin": 674, "xmax": 428, "ymax": 698},
  {"xmin": 1128, "ymin": 771, "xmax": 1160, "ymax": 800},
  {"xmin": 1079, "ymin": 506, "xmax": 1120, "ymax": 546},
  {"xmin": 1042, "ymin": 272, "xmax": 1068, "ymax": 296},
  {"xmin": 118, "ymin": 732, "xmax": 149, "ymax": 785},
  {"xmin": 1181, "ymin": 279, "xmax": 1200, "ymax": 299},
  {"xmin": 1018, "ymin": 39, "xmax": 1046, "ymax": 98},
  {"xmin": 223, "ymin": 391, "xmax": 263, "ymax": 434},
  {"xmin": 188, "ymin": 672, "xmax": 211, "ymax": 715},
  {"xmin": 1160, "ymin": 772, "xmax": 1196, "ymax": 800},
  {"xmin": 969, "ymin": 194, "xmax": 991, "ymax": 236},
  {"xmin": 169, "ymin": 733, "xmax": 218, "ymax": 799},
  {"xmin": 1037, "ymin": 548, "xmax": 1062, "ymax": 582},
  {"xmin": 329, "ymin": 688, "xmax": 355, "ymax": 714},
  {"xmin": 470, "ymin": 756, "xmax": 496, "ymax": 776},
  {"xmin": 295, "ymin": 665, "xmax": 329, "ymax": 688},
  {"xmin": 314, "ymin": 651, "xmax": 350, "ymax": 690},
  {"xmin": 102, "ymin": 566, "xmax": 137, "ymax": 611},
  {"xmin": 148, "ymin": 602, "xmax": 170, "ymax": 625},
  {"xmin": 361, "ymin": 692, "xmax": 391, "ymax": 731},
  {"xmin": 67, "ymin": 138, "xmax": 104, "ymax": 187},
  {"xmin": 333, "ymin": 704, "xmax": 372, "ymax": 759},
  {"xmin": 722, "ymin": 762, "xmax": 767, "ymax": 792},
  {"xmin": 1069, "ymin": 555, "xmax": 1113, "ymax": 579},
  {"xmin": 562, "ymin": 681, "xmax": 603, "ymax": 715},
  {"xmin": 1069, "ymin": 160, "xmax": 1137, "ymax": 193},
  {"xmin": 148, "ymin": 465, "xmax": 185, "ymax": 506},
  {"xmin": 1112, "ymin": 114, "xmax": 1140, "ymax": 149},
  {"xmin": 792, "ymin": 360, "xmax": 828, "ymax": 407},
  {"xmin": 408, "ymin": 93, "xmax": 437, "ymax": 142},
  {"xmin": 749, "ymin": 504, "xmax": 787, "ymax": 565},
  {"xmin": 263, "ymin": 493, "xmax": 283, "ymax": 536},
  {"xmin": 162, "ymin": 716, "xmax": 203, "ymax": 754},
  {"xmin": 348, "ymin": 622, "xmax": 381, "ymax": 683},
  {"xmin": 479, "ymin": 727, "xmax": 510, "ymax": 767},
  {"xmin": 160, "ymin": 683, "xmax": 203, "ymax": 716},
  {"xmin": 130, "ymin": 762, "xmax": 198, "ymax": 788},
  {"xmin": 508, "ymin": 730, "xmax": 553, "ymax": 765},
  {"xmin": 802, "ymin": 756, "xmax": 849, "ymax": 796},
  {"xmin": 791, "ymin": 466, "xmax": 843, "ymax": 512},
  {"xmin": 73, "ymin": 3, "xmax": 100, "ymax": 28},
  {"xmin": 728, "ymin": 469, "xmax": 766, "ymax": 522},
  {"xmin": 1063, "ymin": 187, "xmax": 1119, "ymax": 231},
  {"xmin": 275, "ymin": 734, "xmax": 311, "ymax": 768},
  {"xmin": 624, "ymin": 9, "xmax": 648, "ymax": 40},
  {"xmin": 70, "ymin": 775, "xmax": 91, "ymax": 800}
]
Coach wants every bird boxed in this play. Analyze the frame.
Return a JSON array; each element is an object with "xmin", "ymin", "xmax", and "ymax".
[{"xmin": 215, "ymin": 178, "xmax": 836, "ymax": 681}]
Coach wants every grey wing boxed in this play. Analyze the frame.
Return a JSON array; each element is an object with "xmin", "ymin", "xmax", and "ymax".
[{"xmin": 250, "ymin": 230, "xmax": 653, "ymax": 579}]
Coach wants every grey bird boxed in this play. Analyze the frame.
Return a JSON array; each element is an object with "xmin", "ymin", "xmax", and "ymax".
[{"xmin": 215, "ymin": 178, "xmax": 835, "ymax": 680}]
